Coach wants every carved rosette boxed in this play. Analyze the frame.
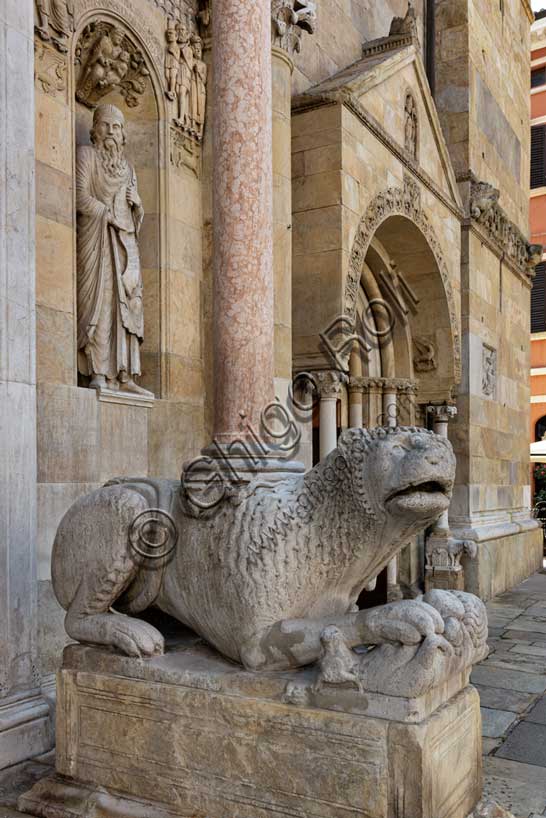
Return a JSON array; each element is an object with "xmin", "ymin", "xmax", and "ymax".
[
  {"xmin": 470, "ymin": 177, "xmax": 543, "ymax": 279},
  {"xmin": 271, "ymin": 0, "xmax": 317, "ymax": 56},
  {"xmin": 345, "ymin": 176, "xmax": 461, "ymax": 382},
  {"xmin": 75, "ymin": 21, "xmax": 151, "ymax": 109}
]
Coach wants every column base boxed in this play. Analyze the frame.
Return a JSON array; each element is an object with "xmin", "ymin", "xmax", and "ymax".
[
  {"xmin": 0, "ymin": 690, "xmax": 52, "ymax": 770},
  {"xmin": 19, "ymin": 642, "xmax": 482, "ymax": 818}
]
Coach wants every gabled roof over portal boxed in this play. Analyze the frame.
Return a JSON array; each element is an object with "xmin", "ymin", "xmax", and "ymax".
[{"xmin": 293, "ymin": 33, "xmax": 463, "ymax": 211}]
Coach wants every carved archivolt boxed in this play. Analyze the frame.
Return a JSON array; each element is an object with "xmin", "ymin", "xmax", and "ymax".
[{"xmin": 345, "ymin": 177, "xmax": 461, "ymax": 380}]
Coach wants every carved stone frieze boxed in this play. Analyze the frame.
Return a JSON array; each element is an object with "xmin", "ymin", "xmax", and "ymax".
[
  {"xmin": 34, "ymin": 0, "xmax": 74, "ymax": 53},
  {"xmin": 345, "ymin": 176, "xmax": 461, "ymax": 380},
  {"xmin": 348, "ymin": 376, "xmax": 418, "ymax": 396},
  {"xmin": 75, "ymin": 21, "xmax": 151, "ymax": 108},
  {"xmin": 34, "ymin": 40, "xmax": 67, "ymax": 98},
  {"xmin": 470, "ymin": 177, "xmax": 543, "ymax": 279},
  {"xmin": 271, "ymin": 0, "xmax": 317, "ymax": 56},
  {"xmin": 413, "ymin": 336, "xmax": 437, "ymax": 373}
]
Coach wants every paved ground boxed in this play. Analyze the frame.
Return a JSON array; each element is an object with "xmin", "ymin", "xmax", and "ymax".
[
  {"xmin": 2, "ymin": 572, "xmax": 546, "ymax": 816},
  {"xmin": 471, "ymin": 570, "xmax": 546, "ymax": 818}
]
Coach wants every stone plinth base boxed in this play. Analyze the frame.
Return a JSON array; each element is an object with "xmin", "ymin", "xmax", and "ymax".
[
  {"xmin": 461, "ymin": 525, "xmax": 543, "ymax": 601},
  {"xmin": 19, "ymin": 640, "xmax": 482, "ymax": 818}
]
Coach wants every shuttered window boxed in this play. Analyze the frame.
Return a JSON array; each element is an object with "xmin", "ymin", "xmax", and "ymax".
[
  {"xmin": 532, "ymin": 67, "xmax": 546, "ymax": 89},
  {"xmin": 531, "ymin": 262, "xmax": 546, "ymax": 333},
  {"xmin": 531, "ymin": 126, "xmax": 546, "ymax": 189}
]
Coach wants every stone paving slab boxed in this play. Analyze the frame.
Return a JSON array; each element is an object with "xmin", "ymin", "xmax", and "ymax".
[
  {"xmin": 481, "ymin": 707, "xmax": 518, "ymax": 738},
  {"xmin": 511, "ymin": 645, "xmax": 546, "ymax": 658},
  {"xmin": 480, "ymin": 656, "xmax": 546, "ymax": 675},
  {"xmin": 504, "ymin": 630, "xmax": 546, "ymax": 643},
  {"xmin": 483, "ymin": 757, "xmax": 546, "ymax": 818},
  {"xmin": 471, "ymin": 666, "xmax": 546, "ymax": 694},
  {"xmin": 495, "ymin": 722, "xmax": 546, "ymax": 767},
  {"xmin": 526, "ymin": 696, "xmax": 546, "ymax": 726},
  {"xmin": 475, "ymin": 685, "xmax": 539, "ymax": 714},
  {"xmin": 505, "ymin": 618, "xmax": 546, "ymax": 635}
]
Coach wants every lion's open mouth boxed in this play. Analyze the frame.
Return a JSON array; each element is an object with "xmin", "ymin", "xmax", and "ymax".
[{"xmin": 386, "ymin": 479, "xmax": 452, "ymax": 514}]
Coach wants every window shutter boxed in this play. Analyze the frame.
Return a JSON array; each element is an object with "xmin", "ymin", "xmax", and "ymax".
[
  {"xmin": 531, "ymin": 125, "xmax": 546, "ymax": 189},
  {"xmin": 531, "ymin": 262, "xmax": 546, "ymax": 333},
  {"xmin": 532, "ymin": 67, "xmax": 546, "ymax": 89}
]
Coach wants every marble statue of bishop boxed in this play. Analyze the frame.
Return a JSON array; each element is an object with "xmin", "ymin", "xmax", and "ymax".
[{"xmin": 76, "ymin": 104, "xmax": 152, "ymax": 396}]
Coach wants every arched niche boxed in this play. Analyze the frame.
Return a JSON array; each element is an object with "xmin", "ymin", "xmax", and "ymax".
[
  {"xmin": 346, "ymin": 181, "xmax": 460, "ymax": 404},
  {"xmin": 73, "ymin": 13, "xmax": 166, "ymax": 395}
]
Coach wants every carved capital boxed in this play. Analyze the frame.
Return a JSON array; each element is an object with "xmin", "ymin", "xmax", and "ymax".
[
  {"xmin": 348, "ymin": 376, "xmax": 368, "ymax": 394},
  {"xmin": 427, "ymin": 404, "xmax": 457, "ymax": 423},
  {"xmin": 315, "ymin": 370, "xmax": 345, "ymax": 400},
  {"xmin": 425, "ymin": 534, "xmax": 477, "ymax": 573},
  {"xmin": 271, "ymin": 0, "xmax": 316, "ymax": 56}
]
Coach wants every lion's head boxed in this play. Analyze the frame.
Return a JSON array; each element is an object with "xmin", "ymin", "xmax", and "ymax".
[{"xmin": 337, "ymin": 426, "xmax": 455, "ymax": 527}]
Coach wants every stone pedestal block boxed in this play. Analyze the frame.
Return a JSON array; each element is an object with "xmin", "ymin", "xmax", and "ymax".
[{"xmin": 20, "ymin": 641, "xmax": 482, "ymax": 818}]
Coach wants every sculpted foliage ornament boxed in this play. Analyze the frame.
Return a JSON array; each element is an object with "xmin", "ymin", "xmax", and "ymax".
[
  {"xmin": 271, "ymin": 0, "xmax": 317, "ymax": 55},
  {"xmin": 75, "ymin": 22, "xmax": 150, "ymax": 108},
  {"xmin": 51, "ymin": 426, "xmax": 487, "ymax": 696}
]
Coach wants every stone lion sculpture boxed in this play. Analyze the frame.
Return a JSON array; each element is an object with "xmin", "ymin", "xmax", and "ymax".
[{"xmin": 52, "ymin": 426, "xmax": 487, "ymax": 685}]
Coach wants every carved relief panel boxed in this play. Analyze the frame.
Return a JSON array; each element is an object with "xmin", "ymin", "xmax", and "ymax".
[{"xmin": 75, "ymin": 22, "xmax": 151, "ymax": 108}]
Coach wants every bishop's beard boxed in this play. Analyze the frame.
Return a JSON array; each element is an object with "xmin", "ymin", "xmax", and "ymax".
[{"xmin": 96, "ymin": 139, "xmax": 127, "ymax": 178}]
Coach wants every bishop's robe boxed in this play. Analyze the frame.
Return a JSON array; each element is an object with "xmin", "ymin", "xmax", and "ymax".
[{"xmin": 76, "ymin": 145, "xmax": 144, "ymax": 382}]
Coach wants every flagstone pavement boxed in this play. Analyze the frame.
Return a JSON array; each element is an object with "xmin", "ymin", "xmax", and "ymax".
[{"xmin": 2, "ymin": 572, "xmax": 546, "ymax": 817}]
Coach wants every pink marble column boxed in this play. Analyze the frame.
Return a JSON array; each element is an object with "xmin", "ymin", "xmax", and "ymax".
[{"xmin": 212, "ymin": 0, "xmax": 274, "ymax": 440}]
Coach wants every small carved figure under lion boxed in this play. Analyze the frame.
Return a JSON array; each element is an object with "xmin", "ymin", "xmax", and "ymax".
[{"xmin": 52, "ymin": 426, "xmax": 488, "ymax": 697}]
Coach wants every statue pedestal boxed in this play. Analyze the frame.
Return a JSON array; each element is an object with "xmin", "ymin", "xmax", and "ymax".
[{"xmin": 19, "ymin": 639, "xmax": 482, "ymax": 818}]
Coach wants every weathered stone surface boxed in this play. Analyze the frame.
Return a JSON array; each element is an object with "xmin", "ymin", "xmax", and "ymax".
[{"xmin": 18, "ymin": 646, "xmax": 482, "ymax": 818}]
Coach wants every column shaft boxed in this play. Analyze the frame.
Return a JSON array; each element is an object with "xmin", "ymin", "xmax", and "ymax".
[
  {"xmin": 212, "ymin": 0, "xmax": 274, "ymax": 438},
  {"xmin": 0, "ymin": 0, "xmax": 51, "ymax": 767}
]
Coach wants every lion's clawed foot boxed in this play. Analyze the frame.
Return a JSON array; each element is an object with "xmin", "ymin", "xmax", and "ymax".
[
  {"xmin": 65, "ymin": 612, "xmax": 164, "ymax": 658},
  {"xmin": 358, "ymin": 599, "xmax": 447, "ymax": 647}
]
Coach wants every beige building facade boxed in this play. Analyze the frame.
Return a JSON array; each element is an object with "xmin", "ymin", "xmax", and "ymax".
[{"xmin": 0, "ymin": 0, "xmax": 542, "ymax": 776}]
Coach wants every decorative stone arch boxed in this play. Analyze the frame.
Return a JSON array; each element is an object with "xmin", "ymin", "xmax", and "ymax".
[{"xmin": 345, "ymin": 178, "xmax": 461, "ymax": 382}]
